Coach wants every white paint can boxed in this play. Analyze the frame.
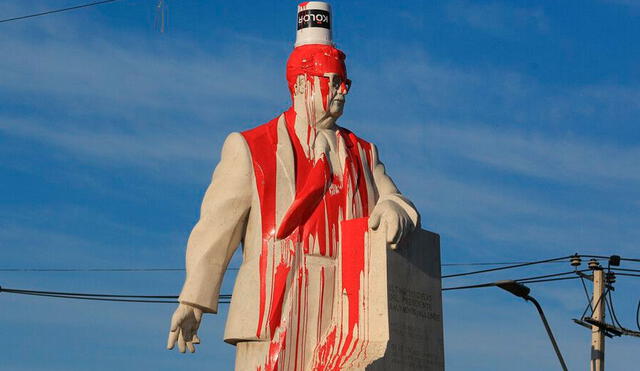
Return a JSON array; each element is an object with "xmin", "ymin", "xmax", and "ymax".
[{"xmin": 295, "ymin": 2, "xmax": 332, "ymax": 47}]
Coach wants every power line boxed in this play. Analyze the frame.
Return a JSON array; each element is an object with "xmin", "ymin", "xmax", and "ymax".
[
  {"xmin": 442, "ymin": 255, "xmax": 572, "ymax": 279},
  {"xmin": 611, "ymin": 272, "xmax": 640, "ymax": 278},
  {"xmin": 0, "ymin": 268, "xmax": 626, "ymax": 303},
  {"xmin": 0, "ymin": 286, "xmax": 231, "ymax": 304},
  {"xmin": 515, "ymin": 270, "xmax": 585, "ymax": 282},
  {"xmin": 636, "ymin": 300, "xmax": 640, "ymax": 331},
  {"xmin": 611, "ymin": 268, "xmax": 640, "ymax": 273},
  {"xmin": 5, "ymin": 255, "xmax": 633, "ymax": 274},
  {"xmin": 517, "ymin": 276, "xmax": 580, "ymax": 284},
  {"xmin": 580, "ymin": 286, "xmax": 611, "ymax": 321},
  {"xmin": 1, "ymin": 264, "xmax": 561, "ymax": 272},
  {"xmin": 1, "ymin": 286, "xmax": 232, "ymax": 299},
  {"xmin": 4, "ymin": 290, "xmax": 179, "ymax": 304},
  {"xmin": 2, "ymin": 287, "xmax": 178, "ymax": 299},
  {"xmin": 579, "ymin": 275, "xmax": 594, "ymax": 313},
  {"xmin": 607, "ymin": 292, "xmax": 625, "ymax": 329},
  {"xmin": 442, "ymin": 261, "xmax": 567, "ymax": 267},
  {"xmin": 442, "ymin": 274, "xmax": 580, "ymax": 291},
  {"xmin": 0, "ymin": 268, "xmax": 184, "ymax": 272},
  {"xmin": 582, "ymin": 254, "xmax": 640, "ymax": 263},
  {"xmin": 0, "ymin": 267, "xmax": 239, "ymax": 272},
  {"xmin": 0, "ymin": 263, "xmax": 577, "ymax": 274},
  {"xmin": 0, "ymin": 264, "xmax": 568, "ymax": 272},
  {"xmin": 6, "ymin": 291, "xmax": 233, "ymax": 305},
  {"xmin": 441, "ymin": 282, "xmax": 495, "ymax": 291},
  {"xmin": 0, "ymin": 0, "xmax": 127, "ymax": 24}
]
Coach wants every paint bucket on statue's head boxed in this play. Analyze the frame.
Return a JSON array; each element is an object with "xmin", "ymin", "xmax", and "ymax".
[{"xmin": 295, "ymin": 2, "xmax": 332, "ymax": 47}]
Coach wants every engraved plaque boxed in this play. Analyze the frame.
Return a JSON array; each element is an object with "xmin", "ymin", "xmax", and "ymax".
[{"xmin": 367, "ymin": 229, "xmax": 445, "ymax": 371}]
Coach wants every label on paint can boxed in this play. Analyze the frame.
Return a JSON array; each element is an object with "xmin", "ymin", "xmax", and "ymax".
[{"xmin": 297, "ymin": 9, "xmax": 330, "ymax": 30}]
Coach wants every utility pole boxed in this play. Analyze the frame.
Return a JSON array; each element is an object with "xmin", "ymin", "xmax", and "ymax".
[{"xmin": 590, "ymin": 264, "xmax": 605, "ymax": 371}]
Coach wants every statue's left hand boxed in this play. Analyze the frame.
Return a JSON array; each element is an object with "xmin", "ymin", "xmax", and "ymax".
[
  {"xmin": 167, "ymin": 303, "xmax": 203, "ymax": 353},
  {"xmin": 368, "ymin": 200, "xmax": 415, "ymax": 249}
]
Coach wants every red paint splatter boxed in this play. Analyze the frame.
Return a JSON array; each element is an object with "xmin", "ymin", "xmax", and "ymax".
[
  {"xmin": 312, "ymin": 218, "xmax": 369, "ymax": 370},
  {"xmin": 286, "ymin": 44, "xmax": 347, "ymax": 99},
  {"xmin": 242, "ymin": 116, "xmax": 280, "ymax": 338},
  {"xmin": 277, "ymin": 156, "xmax": 330, "ymax": 239},
  {"xmin": 242, "ymin": 105, "xmax": 377, "ymax": 368},
  {"xmin": 268, "ymin": 261, "xmax": 292, "ymax": 336},
  {"xmin": 318, "ymin": 75, "xmax": 331, "ymax": 111}
]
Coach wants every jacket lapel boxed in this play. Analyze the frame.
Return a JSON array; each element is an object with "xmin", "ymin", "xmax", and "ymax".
[{"xmin": 275, "ymin": 113, "xmax": 296, "ymax": 231}]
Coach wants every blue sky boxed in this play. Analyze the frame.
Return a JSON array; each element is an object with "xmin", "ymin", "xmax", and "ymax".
[{"xmin": 1, "ymin": 0, "xmax": 639, "ymax": 370}]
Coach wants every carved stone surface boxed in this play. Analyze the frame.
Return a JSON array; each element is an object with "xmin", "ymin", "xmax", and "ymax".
[
  {"xmin": 367, "ymin": 229, "xmax": 445, "ymax": 371},
  {"xmin": 167, "ymin": 3, "xmax": 428, "ymax": 369}
]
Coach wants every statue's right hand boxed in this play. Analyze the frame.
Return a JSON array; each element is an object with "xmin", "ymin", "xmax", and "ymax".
[{"xmin": 167, "ymin": 303, "xmax": 203, "ymax": 353}]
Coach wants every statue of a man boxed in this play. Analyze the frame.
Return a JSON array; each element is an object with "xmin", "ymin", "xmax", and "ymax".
[{"xmin": 167, "ymin": 2, "xmax": 419, "ymax": 369}]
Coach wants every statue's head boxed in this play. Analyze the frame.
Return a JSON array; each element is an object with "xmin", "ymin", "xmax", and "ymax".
[
  {"xmin": 287, "ymin": 2, "xmax": 350, "ymax": 128},
  {"xmin": 286, "ymin": 44, "xmax": 350, "ymax": 126}
]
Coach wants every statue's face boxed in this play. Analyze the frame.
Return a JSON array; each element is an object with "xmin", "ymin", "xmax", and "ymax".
[
  {"xmin": 299, "ymin": 72, "xmax": 350, "ymax": 128},
  {"xmin": 321, "ymin": 72, "xmax": 350, "ymax": 119}
]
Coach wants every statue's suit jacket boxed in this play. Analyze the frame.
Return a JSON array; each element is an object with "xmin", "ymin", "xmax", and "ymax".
[{"xmin": 178, "ymin": 109, "xmax": 419, "ymax": 344}]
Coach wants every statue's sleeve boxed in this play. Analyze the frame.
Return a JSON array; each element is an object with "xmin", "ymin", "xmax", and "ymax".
[
  {"xmin": 178, "ymin": 132, "xmax": 253, "ymax": 313},
  {"xmin": 370, "ymin": 143, "xmax": 421, "ymax": 228}
]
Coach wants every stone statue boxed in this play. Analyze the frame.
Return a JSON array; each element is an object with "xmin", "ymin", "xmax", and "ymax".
[{"xmin": 167, "ymin": 2, "xmax": 420, "ymax": 369}]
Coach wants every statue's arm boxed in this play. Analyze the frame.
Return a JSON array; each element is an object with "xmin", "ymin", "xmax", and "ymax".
[
  {"xmin": 178, "ymin": 132, "xmax": 253, "ymax": 313},
  {"xmin": 368, "ymin": 143, "xmax": 420, "ymax": 247}
]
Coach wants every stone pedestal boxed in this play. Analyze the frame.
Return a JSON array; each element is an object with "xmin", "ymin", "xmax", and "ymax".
[{"xmin": 367, "ymin": 229, "xmax": 445, "ymax": 371}]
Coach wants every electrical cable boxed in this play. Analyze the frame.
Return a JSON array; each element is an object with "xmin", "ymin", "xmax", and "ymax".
[
  {"xmin": 442, "ymin": 255, "xmax": 572, "ymax": 279},
  {"xmin": 0, "ymin": 0, "xmax": 127, "ymax": 24},
  {"xmin": 4, "ymin": 291, "xmax": 179, "ymax": 303},
  {"xmin": 611, "ymin": 268, "xmax": 640, "ymax": 273},
  {"xmin": 611, "ymin": 273, "xmax": 640, "ymax": 278},
  {"xmin": 5, "ymin": 291, "xmax": 233, "ymax": 304},
  {"xmin": 636, "ymin": 300, "xmax": 640, "ymax": 331},
  {"xmin": 516, "ymin": 276, "xmax": 580, "ymax": 284},
  {"xmin": 604, "ymin": 263, "xmax": 623, "ymax": 329},
  {"xmin": 2, "ymin": 264, "xmax": 587, "ymax": 273},
  {"xmin": 2, "ymin": 287, "xmax": 180, "ymax": 299},
  {"xmin": 580, "ymin": 286, "xmax": 610, "ymax": 321},
  {"xmin": 578, "ymin": 294, "xmax": 594, "ymax": 321},
  {"xmin": 0, "ymin": 268, "xmax": 183, "ymax": 272},
  {"xmin": 581, "ymin": 255, "xmax": 640, "ymax": 263},
  {"xmin": 4, "ymin": 256, "xmax": 619, "ymax": 274},
  {"xmin": 514, "ymin": 270, "xmax": 587, "ymax": 282},
  {"xmin": 0, "ymin": 267, "xmax": 239, "ymax": 272},
  {"xmin": 442, "ymin": 261, "xmax": 566, "ymax": 267},
  {"xmin": 0, "ymin": 286, "xmax": 232, "ymax": 304},
  {"xmin": 606, "ymin": 292, "xmax": 624, "ymax": 329},
  {"xmin": 579, "ymin": 275, "xmax": 594, "ymax": 313},
  {"xmin": 442, "ymin": 275, "xmax": 580, "ymax": 291},
  {"xmin": 441, "ymin": 282, "xmax": 495, "ymax": 291}
]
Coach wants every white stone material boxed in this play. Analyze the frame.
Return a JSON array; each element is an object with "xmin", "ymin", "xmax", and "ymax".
[
  {"xmin": 367, "ymin": 229, "xmax": 445, "ymax": 371},
  {"xmin": 166, "ymin": 3, "xmax": 428, "ymax": 370}
]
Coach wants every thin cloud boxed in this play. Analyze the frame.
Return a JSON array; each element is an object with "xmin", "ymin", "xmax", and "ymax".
[
  {"xmin": 0, "ymin": 30, "xmax": 286, "ymax": 119},
  {"xmin": 445, "ymin": 0, "xmax": 549, "ymax": 36},
  {"xmin": 0, "ymin": 20, "xmax": 293, "ymax": 182},
  {"xmin": 424, "ymin": 122, "xmax": 640, "ymax": 186}
]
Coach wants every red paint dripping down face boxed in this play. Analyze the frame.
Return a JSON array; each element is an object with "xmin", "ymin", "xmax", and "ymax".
[{"xmin": 286, "ymin": 44, "xmax": 351, "ymax": 127}]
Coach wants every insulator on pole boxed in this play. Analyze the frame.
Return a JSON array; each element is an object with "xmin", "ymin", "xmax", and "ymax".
[
  {"xmin": 606, "ymin": 271, "xmax": 616, "ymax": 284},
  {"xmin": 570, "ymin": 254, "xmax": 582, "ymax": 267},
  {"xmin": 588, "ymin": 258, "xmax": 601, "ymax": 270}
]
